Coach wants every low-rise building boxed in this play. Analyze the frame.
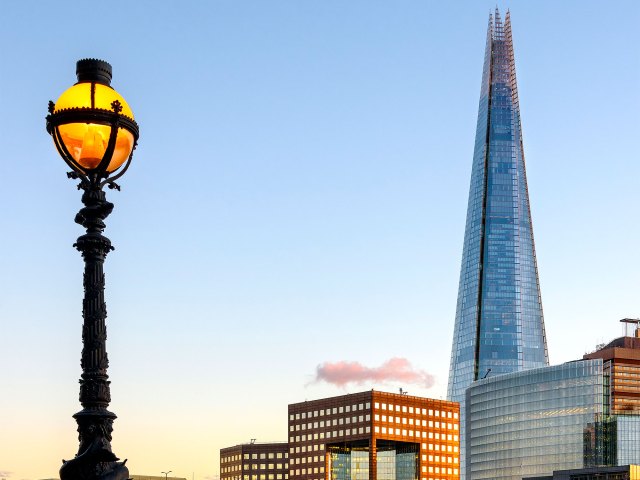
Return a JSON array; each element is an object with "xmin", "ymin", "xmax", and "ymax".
[{"xmin": 220, "ymin": 442, "xmax": 289, "ymax": 480}]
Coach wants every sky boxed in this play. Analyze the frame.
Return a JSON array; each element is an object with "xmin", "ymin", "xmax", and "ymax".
[{"xmin": 0, "ymin": 1, "xmax": 639, "ymax": 479}]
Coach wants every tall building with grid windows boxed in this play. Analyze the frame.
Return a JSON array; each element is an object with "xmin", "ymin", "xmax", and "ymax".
[
  {"xmin": 288, "ymin": 390, "xmax": 459, "ymax": 480},
  {"xmin": 447, "ymin": 7, "xmax": 549, "ymax": 405}
]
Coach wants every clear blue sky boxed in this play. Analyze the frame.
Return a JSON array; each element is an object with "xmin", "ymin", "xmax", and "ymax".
[{"xmin": 1, "ymin": 1, "xmax": 638, "ymax": 479}]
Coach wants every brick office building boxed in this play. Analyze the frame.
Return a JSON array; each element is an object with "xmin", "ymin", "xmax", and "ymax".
[
  {"xmin": 288, "ymin": 390, "xmax": 459, "ymax": 480},
  {"xmin": 220, "ymin": 442, "xmax": 289, "ymax": 480}
]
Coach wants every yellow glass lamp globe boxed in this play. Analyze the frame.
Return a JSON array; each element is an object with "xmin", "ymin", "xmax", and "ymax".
[{"xmin": 49, "ymin": 59, "xmax": 137, "ymax": 174}]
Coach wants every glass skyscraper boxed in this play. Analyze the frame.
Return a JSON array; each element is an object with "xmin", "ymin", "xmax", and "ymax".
[{"xmin": 447, "ymin": 9, "xmax": 549, "ymax": 403}]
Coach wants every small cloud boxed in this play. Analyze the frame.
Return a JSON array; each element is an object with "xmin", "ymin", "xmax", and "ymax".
[
  {"xmin": 0, "ymin": 471, "xmax": 12, "ymax": 479},
  {"xmin": 312, "ymin": 357, "xmax": 435, "ymax": 388}
]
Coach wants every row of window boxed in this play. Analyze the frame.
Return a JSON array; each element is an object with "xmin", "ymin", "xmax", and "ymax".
[
  {"xmin": 290, "ymin": 403, "xmax": 371, "ymax": 421},
  {"xmin": 289, "ymin": 467, "xmax": 325, "ymax": 476},
  {"xmin": 223, "ymin": 464, "xmax": 289, "ymax": 473},
  {"xmin": 291, "ymin": 457, "xmax": 323, "ymax": 465},
  {"xmin": 422, "ymin": 454, "xmax": 458, "ymax": 465},
  {"xmin": 235, "ymin": 475, "xmax": 289, "ymax": 480},
  {"xmin": 373, "ymin": 403, "xmax": 457, "ymax": 419},
  {"xmin": 223, "ymin": 455, "xmax": 242, "ymax": 463},
  {"xmin": 422, "ymin": 443, "xmax": 458, "ymax": 453},
  {"xmin": 289, "ymin": 427, "xmax": 371, "ymax": 443},
  {"xmin": 291, "ymin": 415, "xmax": 371, "ymax": 431},
  {"xmin": 373, "ymin": 415, "xmax": 457, "ymax": 430},
  {"xmin": 374, "ymin": 427, "xmax": 458, "ymax": 442},
  {"xmin": 222, "ymin": 452, "xmax": 288, "ymax": 462},
  {"xmin": 421, "ymin": 466, "xmax": 458, "ymax": 475},
  {"xmin": 289, "ymin": 444, "xmax": 325, "ymax": 454}
]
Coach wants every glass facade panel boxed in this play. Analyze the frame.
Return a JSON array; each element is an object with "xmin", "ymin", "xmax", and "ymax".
[
  {"xmin": 466, "ymin": 360, "xmax": 604, "ymax": 480},
  {"xmin": 327, "ymin": 441, "xmax": 418, "ymax": 480}
]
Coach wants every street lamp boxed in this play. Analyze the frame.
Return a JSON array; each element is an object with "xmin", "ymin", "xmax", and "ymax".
[
  {"xmin": 46, "ymin": 59, "xmax": 139, "ymax": 480},
  {"xmin": 162, "ymin": 471, "xmax": 173, "ymax": 480}
]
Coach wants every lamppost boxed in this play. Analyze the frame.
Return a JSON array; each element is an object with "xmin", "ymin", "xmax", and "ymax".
[
  {"xmin": 46, "ymin": 59, "xmax": 139, "ymax": 480},
  {"xmin": 162, "ymin": 471, "xmax": 172, "ymax": 480}
]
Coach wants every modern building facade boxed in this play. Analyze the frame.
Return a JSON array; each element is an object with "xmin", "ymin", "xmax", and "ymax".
[
  {"xmin": 466, "ymin": 360, "xmax": 605, "ymax": 480},
  {"xmin": 220, "ymin": 442, "xmax": 290, "ymax": 480},
  {"xmin": 465, "ymin": 325, "xmax": 640, "ymax": 480},
  {"xmin": 288, "ymin": 390, "xmax": 460, "ymax": 480},
  {"xmin": 447, "ymin": 8, "xmax": 548, "ymax": 404}
]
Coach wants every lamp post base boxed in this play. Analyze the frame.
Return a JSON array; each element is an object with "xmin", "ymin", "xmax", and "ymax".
[{"xmin": 60, "ymin": 409, "xmax": 129, "ymax": 480}]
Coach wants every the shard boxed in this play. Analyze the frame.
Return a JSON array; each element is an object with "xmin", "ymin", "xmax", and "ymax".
[{"xmin": 447, "ymin": 9, "xmax": 549, "ymax": 404}]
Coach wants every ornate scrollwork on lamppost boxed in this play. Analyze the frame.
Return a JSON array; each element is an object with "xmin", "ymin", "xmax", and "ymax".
[{"xmin": 46, "ymin": 58, "xmax": 140, "ymax": 480}]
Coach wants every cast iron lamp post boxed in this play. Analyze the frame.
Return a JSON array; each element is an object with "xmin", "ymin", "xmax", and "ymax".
[{"xmin": 46, "ymin": 59, "xmax": 139, "ymax": 480}]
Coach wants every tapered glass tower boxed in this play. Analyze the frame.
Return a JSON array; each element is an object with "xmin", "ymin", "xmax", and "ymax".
[{"xmin": 447, "ymin": 9, "xmax": 549, "ymax": 404}]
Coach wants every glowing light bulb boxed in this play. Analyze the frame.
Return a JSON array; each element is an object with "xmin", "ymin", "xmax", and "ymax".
[{"xmin": 79, "ymin": 124, "xmax": 107, "ymax": 169}]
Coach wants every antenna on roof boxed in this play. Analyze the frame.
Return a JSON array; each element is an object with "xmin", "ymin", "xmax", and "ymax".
[
  {"xmin": 250, "ymin": 438, "xmax": 256, "ymax": 444},
  {"xmin": 399, "ymin": 388, "xmax": 408, "ymax": 395}
]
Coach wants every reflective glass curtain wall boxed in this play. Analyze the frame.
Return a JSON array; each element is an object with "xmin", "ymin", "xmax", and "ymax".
[
  {"xmin": 466, "ymin": 361, "xmax": 604, "ymax": 480},
  {"xmin": 447, "ymin": 9, "xmax": 548, "ymax": 402}
]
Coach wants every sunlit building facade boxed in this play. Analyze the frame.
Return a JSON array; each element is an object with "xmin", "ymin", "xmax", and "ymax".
[
  {"xmin": 584, "ymin": 329, "xmax": 640, "ymax": 415},
  {"xmin": 288, "ymin": 390, "xmax": 460, "ymax": 480}
]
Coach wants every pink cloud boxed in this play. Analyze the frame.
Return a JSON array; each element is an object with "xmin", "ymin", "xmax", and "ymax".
[{"xmin": 313, "ymin": 357, "xmax": 435, "ymax": 388}]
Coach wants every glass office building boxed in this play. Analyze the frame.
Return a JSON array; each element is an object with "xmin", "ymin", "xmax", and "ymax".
[
  {"xmin": 466, "ymin": 360, "xmax": 605, "ymax": 480},
  {"xmin": 447, "ymin": 8, "xmax": 548, "ymax": 404},
  {"xmin": 447, "ymin": 11, "xmax": 549, "ymax": 478}
]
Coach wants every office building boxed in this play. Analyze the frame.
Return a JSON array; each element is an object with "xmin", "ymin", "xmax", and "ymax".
[
  {"xmin": 447, "ymin": 7, "xmax": 548, "ymax": 402},
  {"xmin": 466, "ymin": 323, "xmax": 640, "ymax": 479},
  {"xmin": 220, "ymin": 442, "xmax": 289, "ymax": 480},
  {"xmin": 288, "ymin": 390, "xmax": 460, "ymax": 480},
  {"xmin": 466, "ymin": 360, "xmax": 604, "ymax": 480},
  {"xmin": 447, "ymin": 10, "xmax": 549, "ymax": 477}
]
